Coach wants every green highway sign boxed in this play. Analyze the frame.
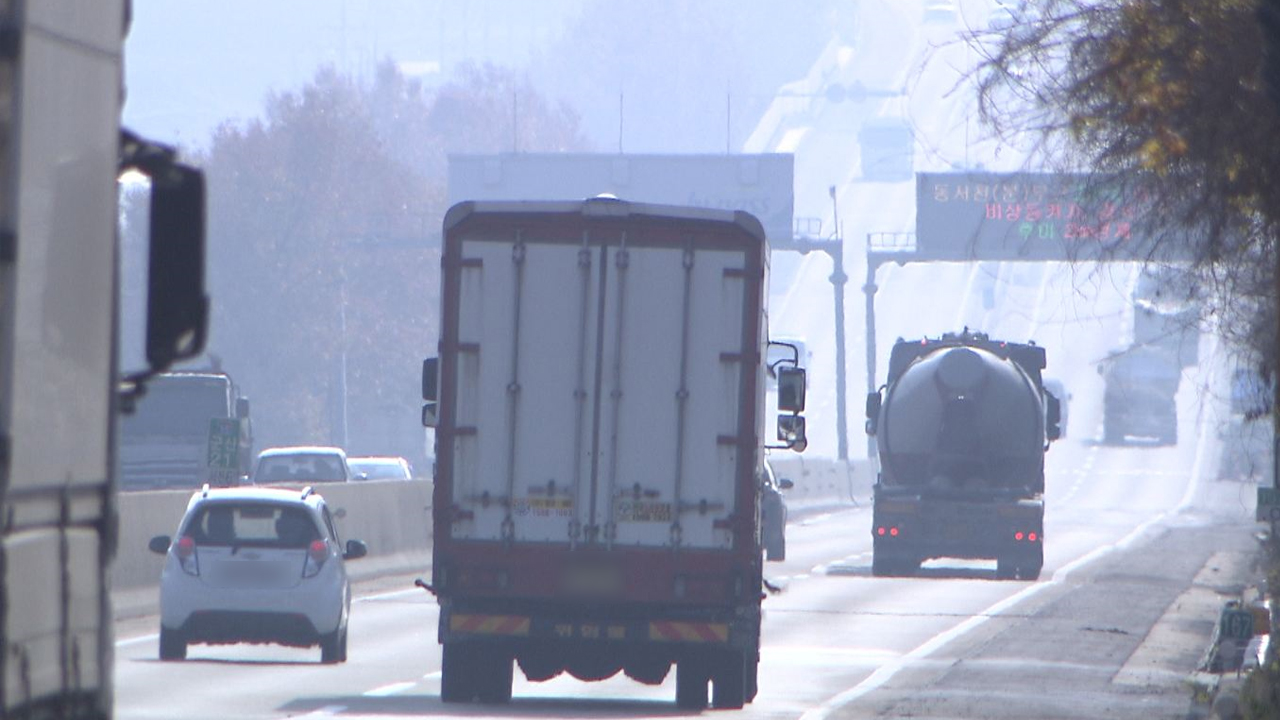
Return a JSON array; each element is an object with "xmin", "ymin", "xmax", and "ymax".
[{"xmin": 206, "ymin": 418, "xmax": 241, "ymax": 486}]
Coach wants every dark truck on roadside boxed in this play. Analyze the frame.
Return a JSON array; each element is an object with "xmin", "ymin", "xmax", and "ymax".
[
  {"xmin": 118, "ymin": 371, "xmax": 253, "ymax": 490},
  {"xmin": 865, "ymin": 330, "xmax": 1060, "ymax": 580}
]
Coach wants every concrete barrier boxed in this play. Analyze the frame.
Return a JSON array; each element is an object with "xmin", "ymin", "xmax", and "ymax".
[
  {"xmin": 112, "ymin": 480, "xmax": 434, "ymax": 592},
  {"xmin": 768, "ymin": 456, "xmax": 876, "ymax": 511}
]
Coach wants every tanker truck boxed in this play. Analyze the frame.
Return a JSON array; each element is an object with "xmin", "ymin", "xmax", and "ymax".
[{"xmin": 865, "ymin": 330, "xmax": 1061, "ymax": 580}]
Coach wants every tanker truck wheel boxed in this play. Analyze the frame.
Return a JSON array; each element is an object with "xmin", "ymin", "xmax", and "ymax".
[{"xmin": 995, "ymin": 557, "xmax": 1017, "ymax": 580}]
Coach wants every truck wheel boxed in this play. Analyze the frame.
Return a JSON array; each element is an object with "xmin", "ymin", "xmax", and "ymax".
[
  {"xmin": 1017, "ymin": 564, "xmax": 1043, "ymax": 581},
  {"xmin": 766, "ymin": 534, "xmax": 786, "ymax": 562},
  {"xmin": 675, "ymin": 657, "xmax": 709, "ymax": 709},
  {"xmin": 995, "ymin": 557, "xmax": 1017, "ymax": 580},
  {"xmin": 1103, "ymin": 421, "xmax": 1123, "ymax": 445},
  {"xmin": 711, "ymin": 649, "xmax": 747, "ymax": 709},
  {"xmin": 745, "ymin": 652, "xmax": 759, "ymax": 703},
  {"xmin": 441, "ymin": 643, "xmax": 476, "ymax": 703},
  {"xmin": 158, "ymin": 627, "xmax": 186, "ymax": 661},
  {"xmin": 871, "ymin": 552, "xmax": 891, "ymax": 577},
  {"xmin": 476, "ymin": 649, "xmax": 514, "ymax": 704}
]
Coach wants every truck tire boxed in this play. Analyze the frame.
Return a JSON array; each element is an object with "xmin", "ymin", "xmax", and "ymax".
[
  {"xmin": 1103, "ymin": 418, "xmax": 1123, "ymax": 445},
  {"xmin": 745, "ymin": 653, "xmax": 759, "ymax": 703},
  {"xmin": 158, "ymin": 627, "xmax": 186, "ymax": 661},
  {"xmin": 476, "ymin": 649, "xmax": 514, "ymax": 704},
  {"xmin": 675, "ymin": 657, "xmax": 709, "ymax": 709},
  {"xmin": 441, "ymin": 643, "xmax": 476, "ymax": 703},
  {"xmin": 995, "ymin": 557, "xmax": 1017, "ymax": 580},
  {"xmin": 1018, "ymin": 564, "xmax": 1043, "ymax": 581},
  {"xmin": 711, "ymin": 649, "xmax": 747, "ymax": 709},
  {"xmin": 871, "ymin": 551, "xmax": 892, "ymax": 577},
  {"xmin": 766, "ymin": 534, "xmax": 786, "ymax": 562}
]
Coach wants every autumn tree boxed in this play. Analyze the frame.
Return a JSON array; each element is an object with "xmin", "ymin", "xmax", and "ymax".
[
  {"xmin": 971, "ymin": 0, "xmax": 1280, "ymax": 384},
  {"xmin": 184, "ymin": 62, "xmax": 588, "ymax": 465}
]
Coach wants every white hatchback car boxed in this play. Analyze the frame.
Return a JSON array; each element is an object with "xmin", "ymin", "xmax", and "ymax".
[
  {"xmin": 251, "ymin": 446, "xmax": 352, "ymax": 485},
  {"xmin": 148, "ymin": 485, "xmax": 367, "ymax": 662},
  {"xmin": 348, "ymin": 455, "xmax": 413, "ymax": 481}
]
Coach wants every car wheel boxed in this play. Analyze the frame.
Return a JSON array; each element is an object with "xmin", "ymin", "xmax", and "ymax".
[
  {"xmin": 320, "ymin": 626, "xmax": 347, "ymax": 664},
  {"xmin": 159, "ymin": 627, "xmax": 186, "ymax": 661}
]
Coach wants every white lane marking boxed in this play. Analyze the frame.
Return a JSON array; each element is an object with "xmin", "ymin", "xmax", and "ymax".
[
  {"xmin": 297, "ymin": 705, "xmax": 347, "ymax": 718},
  {"xmin": 356, "ymin": 587, "xmax": 426, "ymax": 603},
  {"xmin": 800, "ymin": 414, "xmax": 1212, "ymax": 720},
  {"xmin": 363, "ymin": 681, "xmax": 416, "ymax": 697},
  {"xmin": 776, "ymin": 127, "xmax": 810, "ymax": 153},
  {"xmin": 114, "ymin": 633, "xmax": 158, "ymax": 649},
  {"xmin": 423, "ymin": 671, "xmax": 442, "ymax": 680},
  {"xmin": 1058, "ymin": 445, "xmax": 1096, "ymax": 505}
]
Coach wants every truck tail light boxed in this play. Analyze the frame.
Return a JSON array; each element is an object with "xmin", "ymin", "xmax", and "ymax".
[
  {"xmin": 303, "ymin": 539, "xmax": 328, "ymax": 578},
  {"xmin": 876, "ymin": 526, "xmax": 900, "ymax": 537},
  {"xmin": 176, "ymin": 535, "xmax": 199, "ymax": 576}
]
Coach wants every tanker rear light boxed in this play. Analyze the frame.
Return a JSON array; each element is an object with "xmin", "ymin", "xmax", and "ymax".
[
  {"xmin": 875, "ymin": 526, "xmax": 901, "ymax": 537},
  {"xmin": 1013, "ymin": 531, "xmax": 1041, "ymax": 542}
]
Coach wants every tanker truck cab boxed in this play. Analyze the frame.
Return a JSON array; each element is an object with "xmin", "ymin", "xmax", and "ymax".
[{"xmin": 865, "ymin": 330, "xmax": 1057, "ymax": 581}]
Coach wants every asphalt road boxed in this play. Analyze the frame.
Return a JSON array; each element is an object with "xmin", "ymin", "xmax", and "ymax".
[{"xmin": 112, "ymin": 389, "xmax": 1262, "ymax": 719}]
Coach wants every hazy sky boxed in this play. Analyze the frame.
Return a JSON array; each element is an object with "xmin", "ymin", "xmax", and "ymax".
[{"xmin": 124, "ymin": 0, "xmax": 584, "ymax": 150}]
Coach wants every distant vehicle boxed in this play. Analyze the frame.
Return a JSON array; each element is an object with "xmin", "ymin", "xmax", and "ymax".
[
  {"xmin": 148, "ymin": 486, "xmax": 367, "ymax": 663},
  {"xmin": 761, "ymin": 461, "xmax": 795, "ymax": 561},
  {"xmin": 118, "ymin": 370, "xmax": 253, "ymax": 491},
  {"xmin": 349, "ymin": 456, "xmax": 414, "ymax": 481},
  {"xmin": 252, "ymin": 446, "xmax": 352, "ymax": 484},
  {"xmin": 1100, "ymin": 345, "xmax": 1181, "ymax": 445},
  {"xmin": 866, "ymin": 330, "xmax": 1061, "ymax": 580},
  {"xmin": 923, "ymin": 0, "xmax": 958, "ymax": 24},
  {"xmin": 858, "ymin": 117, "xmax": 914, "ymax": 182},
  {"xmin": 1042, "ymin": 378, "xmax": 1071, "ymax": 438}
]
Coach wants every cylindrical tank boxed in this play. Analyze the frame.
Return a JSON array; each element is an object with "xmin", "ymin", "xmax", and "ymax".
[{"xmin": 877, "ymin": 344, "xmax": 1046, "ymax": 491}]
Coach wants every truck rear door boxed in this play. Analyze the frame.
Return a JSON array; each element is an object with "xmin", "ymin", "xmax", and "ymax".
[{"xmin": 440, "ymin": 201, "xmax": 764, "ymax": 553}]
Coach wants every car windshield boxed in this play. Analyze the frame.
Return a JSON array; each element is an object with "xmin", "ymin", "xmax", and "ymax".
[
  {"xmin": 183, "ymin": 503, "xmax": 319, "ymax": 549},
  {"xmin": 255, "ymin": 454, "xmax": 345, "ymax": 483},
  {"xmin": 350, "ymin": 460, "xmax": 410, "ymax": 480}
]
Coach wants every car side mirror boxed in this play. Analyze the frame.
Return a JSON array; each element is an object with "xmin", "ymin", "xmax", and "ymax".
[
  {"xmin": 778, "ymin": 478, "xmax": 795, "ymax": 490},
  {"xmin": 344, "ymin": 539, "xmax": 368, "ymax": 560},
  {"xmin": 148, "ymin": 535, "xmax": 172, "ymax": 555},
  {"xmin": 777, "ymin": 414, "xmax": 808, "ymax": 452},
  {"xmin": 777, "ymin": 366, "xmax": 806, "ymax": 413},
  {"xmin": 1045, "ymin": 393, "xmax": 1062, "ymax": 442},
  {"xmin": 865, "ymin": 391, "xmax": 882, "ymax": 435}
]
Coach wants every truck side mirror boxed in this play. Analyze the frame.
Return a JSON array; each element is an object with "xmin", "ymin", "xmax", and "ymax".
[
  {"xmin": 777, "ymin": 366, "xmax": 806, "ymax": 413},
  {"xmin": 422, "ymin": 402, "xmax": 438, "ymax": 428},
  {"xmin": 145, "ymin": 163, "xmax": 209, "ymax": 371},
  {"xmin": 777, "ymin": 414, "xmax": 807, "ymax": 452},
  {"xmin": 236, "ymin": 397, "xmax": 250, "ymax": 419},
  {"xmin": 865, "ymin": 391, "xmax": 882, "ymax": 436},
  {"xmin": 1045, "ymin": 393, "xmax": 1062, "ymax": 442},
  {"xmin": 422, "ymin": 357, "xmax": 439, "ymax": 402}
]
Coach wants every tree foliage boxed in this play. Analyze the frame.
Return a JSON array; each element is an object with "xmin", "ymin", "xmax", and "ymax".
[
  {"xmin": 972, "ymin": 0, "xmax": 1280, "ymax": 376},
  {"xmin": 186, "ymin": 62, "xmax": 587, "ymax": 463}
]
